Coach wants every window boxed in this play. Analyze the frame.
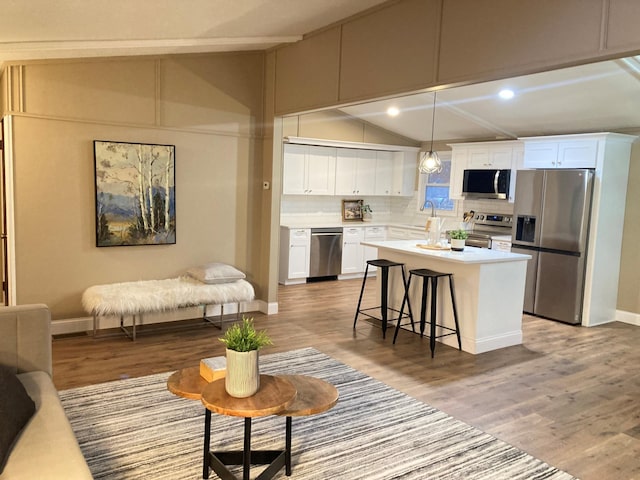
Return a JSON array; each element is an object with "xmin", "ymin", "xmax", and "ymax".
[{"xmin": 417, "ymin": 152, "xmax": 459, "ymax": 216}]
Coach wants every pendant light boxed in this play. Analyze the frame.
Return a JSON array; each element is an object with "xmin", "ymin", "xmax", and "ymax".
[{"xmin": 418, "ymin": 91, "xmax": 442, "ymax": 174}]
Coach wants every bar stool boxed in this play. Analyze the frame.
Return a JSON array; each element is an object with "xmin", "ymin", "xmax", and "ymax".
[
  {"xmin": 393, "ymin": 268, "xmax": 461, "ymax": 358},
  {"xmin": 353, "ymin": 259, "xmax": 414, "ymax": 339}
]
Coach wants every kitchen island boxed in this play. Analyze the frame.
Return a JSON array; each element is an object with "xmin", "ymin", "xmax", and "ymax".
[{"xmin": 360, "ymin": 240, "xmax": 531, "ymax": 354}]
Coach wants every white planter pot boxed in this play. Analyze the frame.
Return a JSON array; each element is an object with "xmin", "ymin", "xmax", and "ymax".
[
  {"xmin": 451, "ymin": 238, "xmax": 466, "ymax": 251},
  {"xmin": 225, "ymin": 349, "xmax": 260, "ymax": 398}
]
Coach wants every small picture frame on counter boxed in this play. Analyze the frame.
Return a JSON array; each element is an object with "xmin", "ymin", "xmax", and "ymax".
[{"xmin": 342, "ymin": 199, "xmax": 363, "ymax": 221}]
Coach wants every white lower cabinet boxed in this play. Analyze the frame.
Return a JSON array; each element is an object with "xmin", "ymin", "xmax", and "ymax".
[
  {"xmin": 363, "ymin": 226, "xmax": 386, "ymax": 272},
  {"xmin": 279, "ymin": 227, "xmax": 310, "ymax": 285},
  {"xmin": 341, "ymin": 226, "xmax": 365, "ymax": 274}
]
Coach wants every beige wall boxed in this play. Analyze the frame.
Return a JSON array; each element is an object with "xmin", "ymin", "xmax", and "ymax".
[
  {"xmin": 274, "ymin": 0, "xmax": 640, "ymax": 116},
  {"xmin": 282, "ymin": 110, "xmax": 420, "ymax": 147},
  {"xmin": 5, "ymin": 53, "xmax": 266, "ymax": 319}
]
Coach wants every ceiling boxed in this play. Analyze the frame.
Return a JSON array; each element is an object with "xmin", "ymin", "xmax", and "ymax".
[
  {"xmin": 1, "ymin": 1, "xmax": 639, "ymax": 144},
  {"xmin": 339, "ymin": 56, "xmax": 640, "ymax": 144},
  {"xmin": 0, "ymin": 0, "xmax": 387, "ymax": 62}
]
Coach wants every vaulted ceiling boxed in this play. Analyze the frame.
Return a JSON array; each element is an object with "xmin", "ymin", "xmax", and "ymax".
[{"xmin": 2, "ymin": 1, "xmax": 639, "ymax": 143}]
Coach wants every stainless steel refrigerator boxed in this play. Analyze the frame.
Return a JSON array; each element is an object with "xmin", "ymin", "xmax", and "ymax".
[{"xmin": 511, "ymin": 169, "xmax": 594, "ymax": 324}]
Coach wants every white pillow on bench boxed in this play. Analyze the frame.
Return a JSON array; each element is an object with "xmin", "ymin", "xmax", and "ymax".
[{"xmin": 187, "ymin": 262, "xmax": 246, "ymax": 284}]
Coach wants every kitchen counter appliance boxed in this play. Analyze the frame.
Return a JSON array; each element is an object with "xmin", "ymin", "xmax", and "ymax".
[
  {"xmin": 462, "ymin": 169, "xmax": 511, "ymax": 199},
  {"xmin": 309, "ymin": 227, "xmax": 342, "ymax": 279},
  {"xmin": 448, "ymin": 212, "xmax": 513, "ymax": 249},
  {"xmin": 511, "ymin": 169, "xmax": 594, "ymax": 324}
]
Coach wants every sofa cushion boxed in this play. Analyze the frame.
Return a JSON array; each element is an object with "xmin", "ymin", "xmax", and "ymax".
[
  {"xmin": 0, "ymin": 367, "xmax": 36, "ymax": 474},
  {"xmin": 0, "ymin": 371, "xmax": 93, "ymax": 479},
  {"xmin": 187, "ymin": 262, "xmax": 246, "ymax": 284}
]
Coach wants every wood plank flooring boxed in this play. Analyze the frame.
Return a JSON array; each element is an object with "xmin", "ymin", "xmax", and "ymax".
[{"xmin": 52, "ymin": 278, "xmax": 640, "ymax": 480}]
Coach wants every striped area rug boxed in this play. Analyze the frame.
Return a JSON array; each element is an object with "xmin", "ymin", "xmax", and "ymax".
[{"xmin": 59, "ymin": 348, "xmax": 577, "ymax": 479}]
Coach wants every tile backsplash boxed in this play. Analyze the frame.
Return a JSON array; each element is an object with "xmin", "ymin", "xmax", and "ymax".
[{"xmin": 280, "ymin": 193, "xmax": 514, "ymax": 230}]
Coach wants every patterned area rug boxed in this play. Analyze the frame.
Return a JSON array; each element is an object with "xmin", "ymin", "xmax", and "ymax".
[{"xmin": 59, "ymin": 348, "xmax": 578, "ymax": 479}]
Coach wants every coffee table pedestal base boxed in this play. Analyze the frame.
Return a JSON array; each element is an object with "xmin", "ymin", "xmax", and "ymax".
[{"xmin": 204, "ymin": 416, "xmax": 293, "ymax": 480}]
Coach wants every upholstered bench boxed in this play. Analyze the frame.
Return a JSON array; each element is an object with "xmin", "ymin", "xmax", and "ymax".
[{"xmin": 82, "ymin": 263, "xmax": 255, "ymax": 340}]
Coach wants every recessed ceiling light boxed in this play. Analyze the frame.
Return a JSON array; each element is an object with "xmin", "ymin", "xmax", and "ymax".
[
  {"xmin": 387, "ymin": 106, "xmax": 400, "ymax": 117},
  {"xmin": 498, "ymin": 89, "xmax": 515, "ymax": 100}
]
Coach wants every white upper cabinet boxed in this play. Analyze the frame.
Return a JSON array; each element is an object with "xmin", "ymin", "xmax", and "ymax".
[
  {"xmin": 335, "ymin": 148, "xmax": 376, "ymax": 195},
  {"xmin": 283, "ymin": 144, "xmax": 336, "ymax": 195},
  {"xmin": 283, "ymin": 138, "xmax": 418, "ymax": 197},
  {"xmin": 374, "ymin": 151, "xmax": 394, "ymax": 195},
  {"xmin": 522, "ymin": 136, "xmax": 598, "ymax": 169},
  {"xmin": 467, "ymin": 145, "xmax": 514, "ymax": 169},
  {"xmin": 449, "ymin": 147, "xmax": 467, "ymax": 200},
  {"xmin": 391, "ymin": 151, "xmax": 417, "ymax": 196}
]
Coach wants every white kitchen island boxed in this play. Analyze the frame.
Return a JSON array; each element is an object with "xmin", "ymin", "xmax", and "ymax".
[{"xmin": 360, "ymin": 240, "xmax": 531, "ymax": 355}]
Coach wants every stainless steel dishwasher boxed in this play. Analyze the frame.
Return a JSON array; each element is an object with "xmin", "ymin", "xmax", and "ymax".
[{"xmin": 309, "ymin": 227, "xmax": 343, "ymax": 279}]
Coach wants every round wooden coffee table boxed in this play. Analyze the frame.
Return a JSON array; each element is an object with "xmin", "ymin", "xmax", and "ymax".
[
  {"xmin": 167, "ymin": 368, "xmax": 339, "ymax": 480},
  {"xmin": 167, "ymin": 366, "xmax": 208, "ymax": 400},
  {"xmin": 201, "ymin": 374, "xmax": 296, "ymax": 480}
]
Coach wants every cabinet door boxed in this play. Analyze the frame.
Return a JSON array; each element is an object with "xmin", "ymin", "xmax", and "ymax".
[
  {"xmin": 467, "ymin": 147, "xmax": 490, "ymax": 168},
  {"xmin": 523, "ymin": 142, "xmax": 559, "ymax": 168},
  {"xmin": 363, "ymin": 226, "xmax": 386, "ymax": 271},
  {"xmin": 391, "ymin": 151, "xmax": 417, "ymax": 196},
  {"xmin": 356, "ymin": 150, "xmax": 377, "ymax": 195},
  {"xmin": 557, "ymin": 139, "xmax": 598, "ymax": 168},
  {"xmin": 341, "ymin": 227, "xmax": 364, "ymax": 274},
  {"xmin": 306, "ymin": 146, "xmax": 336, "ymax": 195},
  {"xmin": 490, "ymin": 146, "xmax": 513, "ymax": 169},
  {"xmin": 335, "ymin": 148, "xmax": 358, "ymax": 194},
  {"xmin": 288, "ymin": 229, "xmax": 310, "ymax": 278},
  {"xmin": 449, "ymin": 148, "xmax": 467, "ymax": 199},
  {"xmin": 282, "ymin": 144, "xmax": 308, "ymax": 194},
  {"xmin": 374, "ymin": 151, "xmax": 394, "ymax": 195}
]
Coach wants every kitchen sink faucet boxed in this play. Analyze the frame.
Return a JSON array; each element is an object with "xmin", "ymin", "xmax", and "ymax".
[{"xmin": 421, "ymin": 199, "xmax": 436, "ymax": 217}]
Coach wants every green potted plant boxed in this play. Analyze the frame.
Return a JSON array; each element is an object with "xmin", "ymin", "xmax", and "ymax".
[
  {"xmin": 362, "ymin": 204, "xmax": 373, "ymax": 222},
  {"xmin": 219, "ymin": 317, "xmax": 272, "ymax": 397},
  {"xmin": 449, "ymin": 229, "xmax": 469, "ymax": 251}
]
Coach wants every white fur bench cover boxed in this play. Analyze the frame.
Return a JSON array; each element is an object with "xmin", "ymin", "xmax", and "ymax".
[{"xmin": 82, "ymin": 276, "xmax": 255, "ymax": 317}]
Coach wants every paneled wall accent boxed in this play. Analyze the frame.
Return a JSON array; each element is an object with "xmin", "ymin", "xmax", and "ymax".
[
  {"xmin": 274, "ymin": 27, "xmax": 341, "ymax": 114},
  {"xmin": 439, "ymin": 0, "xmax": 603, "ymax": 82},
  {"xmin": 273, "ymin": 0, "xmax": 640, "ymax": 115},
  {"xmin": 339, "ymin": 0, "xmax": 439, "ymax": 102},
  {"xmin": 606, "ymin": 0, "xmax": 640, "ymax": 52},
  {"xmin": 5, "ymin": 53, "xmax": 266, "ymax": 318}
]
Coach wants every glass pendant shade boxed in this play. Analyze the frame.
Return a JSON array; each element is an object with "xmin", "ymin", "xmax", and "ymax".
[
  {"xmin": 419, "ymin": 150, "xmax": 442, "ymax": 174},
  {"xmin": 419, "ymin": 91, "xmax": 441, "ymax": 174}
]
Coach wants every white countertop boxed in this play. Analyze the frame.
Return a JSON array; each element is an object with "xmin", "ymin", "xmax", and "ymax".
[
  {"xmin": 361, "ymin": 239, "xmax": 530, "ymax": 264},
  {"xmin": 281, "ymin": 221, "xmax": 423, "ymax": 230}
]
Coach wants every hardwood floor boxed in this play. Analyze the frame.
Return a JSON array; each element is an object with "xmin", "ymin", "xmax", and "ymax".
[{"xmin": 52, "ymin": 278, "xmax": 640, "ymax": 480}]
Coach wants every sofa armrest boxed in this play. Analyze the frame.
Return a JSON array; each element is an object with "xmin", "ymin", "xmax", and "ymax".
[{"xmin": 0, "ymin": 304, "xmax": 52, "ymax": 377}]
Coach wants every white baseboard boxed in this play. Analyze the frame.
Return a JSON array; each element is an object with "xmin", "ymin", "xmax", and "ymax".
[
  {"xmin": 616, "ymin": 309, "xmax": 640, "ymax": 326},
  {"xmin": 51, "ymin": 299, "xmax": 270, "ymax": 336}
]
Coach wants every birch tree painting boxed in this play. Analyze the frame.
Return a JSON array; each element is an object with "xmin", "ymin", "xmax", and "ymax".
[{"xmin": 94, "ymin": 140, "xmax": 176, "ymax": 247}]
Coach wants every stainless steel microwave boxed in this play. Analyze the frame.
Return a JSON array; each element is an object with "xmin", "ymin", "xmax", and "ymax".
[{"xmin": 462, "ymin": 169, "xmax": 511, "ymax": 200}]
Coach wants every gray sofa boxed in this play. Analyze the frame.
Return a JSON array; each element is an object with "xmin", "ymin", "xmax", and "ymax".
[{"xmin": 0, "ymin": 304, "xmax": 92, "ymax": 479}]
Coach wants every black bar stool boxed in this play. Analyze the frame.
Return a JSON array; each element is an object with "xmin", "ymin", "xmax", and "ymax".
[
  {"xmin": 393, "ymin": 268, "xmax": 461, "ymax": 357},
  {"xmin": 353, "ymin": 259, "xmax": 414, "ymax": 339}
]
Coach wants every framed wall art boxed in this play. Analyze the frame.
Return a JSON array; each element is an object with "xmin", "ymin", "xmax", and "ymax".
[
  {"xmin": 342, "ymin": 199, "xmax": 363, "ymax": 221},
  {"xmin": 94, "ymin": 140, "xmax": 176, "ymax": 247}
]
